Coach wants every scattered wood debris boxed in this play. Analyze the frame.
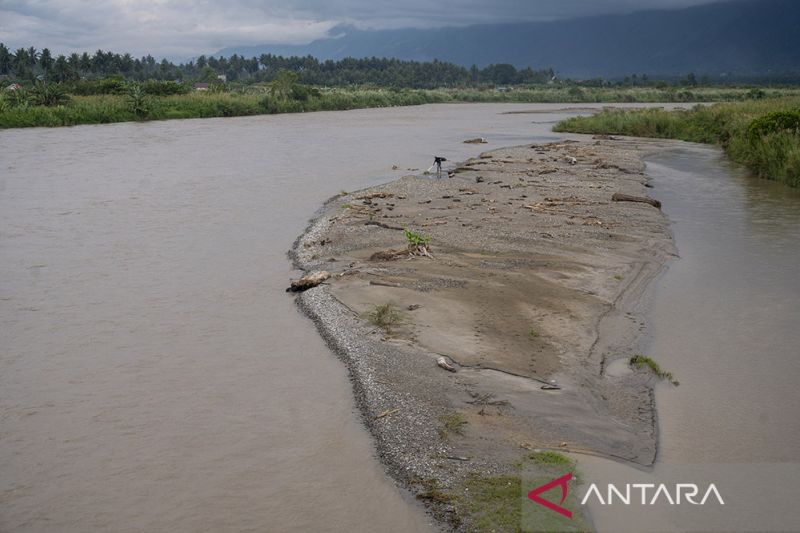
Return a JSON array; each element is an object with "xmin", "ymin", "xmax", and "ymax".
[
  {"xmin": 357, "ymin": 191, "xmax": 393, "ymax": 200},
  {"xmin": 287, "ymin": 270, "xmax": 330, "ymax": 292},
  {"xmin": 612, "ymin": 192, "xmax": 661, "ymax": 209}
]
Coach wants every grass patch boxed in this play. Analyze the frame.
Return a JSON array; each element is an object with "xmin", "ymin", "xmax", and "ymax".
[
  {"xmin": 554, "ymin": 97, "xmax": 800, "ymax": 187},
  {"xmin": 527, "ymin": 450, "xmax": 573, "ymax": 466},
  {"xmin": 363, "ymin": 303, "xmax": 404, "ymax": 330},
  {"xmin": 438, "ymin": 412, "xmax": 468, "ymax": 439},
  {"xmin": 528, "ymin": 327, "xmax": 540, "ymax": 338},
  {"xmin": 461, "ymin": 474, "xmax": 522, "ymax": 532},
  {"xmin": 453, "ymin": 451, "xmax": 590, "ymax": 532},
  {"xmin": 630, "ymin": 354, "xmax": 679, "ymax": 386}
]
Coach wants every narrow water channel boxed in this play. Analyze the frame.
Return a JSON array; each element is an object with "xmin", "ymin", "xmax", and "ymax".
[{"xmin": 582, "ymin": 142, "xmax": 800, "ymax": 533}]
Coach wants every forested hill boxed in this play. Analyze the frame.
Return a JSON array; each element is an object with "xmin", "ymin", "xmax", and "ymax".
[{"xmin": 218, "ymin": 0, "xmax": 800, "ymax": 78}]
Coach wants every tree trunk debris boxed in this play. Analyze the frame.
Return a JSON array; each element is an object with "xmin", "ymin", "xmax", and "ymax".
[
  {"xmin": 286, "ymin": 270, "xmax": 330, "ymax": 292},
  {"xmin": 611, "ymin": 192, "xmax": 661, "ymax": 209}
]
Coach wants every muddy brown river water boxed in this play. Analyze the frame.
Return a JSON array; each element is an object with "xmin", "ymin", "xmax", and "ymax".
[
  {"xmin": 3, "ymin": 104, "xmax": 797, "ymax": 533},
  {"xmin": 0, "ymin": 104, "xmax": 591, "ymax": 533}
]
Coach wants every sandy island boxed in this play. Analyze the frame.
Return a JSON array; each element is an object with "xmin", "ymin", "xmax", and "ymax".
[{"xmin": 289, "ymin": 136, "xmax": 676, "ymax": 529}]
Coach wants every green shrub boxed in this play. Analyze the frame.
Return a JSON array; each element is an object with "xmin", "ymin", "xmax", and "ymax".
[
  {"xmin": 140, "ymin": 80, "xmax": 189, "ymax": 96},
  {"xmin": 363, "ymin": 303, "xmax": 404, "ymax": 330},
  {"xmin": 746, "ymin": 110, "xmax": 800, "ymax": 143},
  {"xmin": 28, "ymin": 82, "xmax": 70, "ymax": 107}
]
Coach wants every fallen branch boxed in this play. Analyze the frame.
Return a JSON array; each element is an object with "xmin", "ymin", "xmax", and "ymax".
[
  {"xmin": 612, "ymin": 192, "xmax": 661, "ymax": 209},
  {"xmin": 286, "ymin": 270, "xmax": 330, "ymax": 292},
  {"xmin": 375, "ymin": 408, "xmax": 400, "ymax": 419}
]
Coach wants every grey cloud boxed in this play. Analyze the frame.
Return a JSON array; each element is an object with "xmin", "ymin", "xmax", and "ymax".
[{"xmin": 0, "ymin": 0, "xmax": 747, "ymax": 58}]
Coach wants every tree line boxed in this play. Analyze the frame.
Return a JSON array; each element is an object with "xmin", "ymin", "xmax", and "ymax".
[{"xmin": 0, "ymin": 43, "xmax": 556, "ymax": 88}]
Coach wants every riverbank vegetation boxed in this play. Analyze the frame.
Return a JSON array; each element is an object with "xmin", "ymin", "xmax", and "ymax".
[
  {"xmin": 3, "ymin": 79, "xmax": 799, "ymax": 129},
  {"xmin": 3, "ymin": 42, "xmax": 800, "ymax": 129},
  {"xmin": 554, "ymin": 98, "xmax": 800, "ymax": 187}
]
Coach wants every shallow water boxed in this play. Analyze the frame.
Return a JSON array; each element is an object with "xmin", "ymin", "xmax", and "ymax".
[
  {"xmin": 0, "ymin": 103, "xmax": 600, "ymax": 532},
  {"xmin": 648, "ymin": 145, "xmax": 800, "ymax": 464},
  {"xmin": 581, "ymin": 143, "xmax": 800, "ymax": 532}
]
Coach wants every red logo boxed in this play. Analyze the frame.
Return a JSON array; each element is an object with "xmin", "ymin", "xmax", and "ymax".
[{"xmin": 527, "ymin": 472, "xmax": 573, "ymax": 519}]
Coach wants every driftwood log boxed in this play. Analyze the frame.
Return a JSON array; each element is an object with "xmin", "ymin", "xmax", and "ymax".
[
  {"xmin": 286, "ymin": 270, "xmax": 330, "ymax": 292},
  {"xmin": 611, "ymin": 192, "xmax": 661, "ymax": 209},
  {"xmin": 437, "ymin": 356, "xmax": 457, "ymax": 372}
]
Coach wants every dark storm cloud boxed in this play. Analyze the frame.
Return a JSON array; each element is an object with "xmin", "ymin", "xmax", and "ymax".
[{"xmin": 0, "ymin": 0, "xmax": 747, "ymax": 57}]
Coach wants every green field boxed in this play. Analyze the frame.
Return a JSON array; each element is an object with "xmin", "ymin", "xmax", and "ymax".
[
  {"xmin": 554, "ymin": 98, "xmax": 800, "ymax": 187},
  {"xmin": 2, "ymin": 82, "xmax": 799, "ymax": 129}
]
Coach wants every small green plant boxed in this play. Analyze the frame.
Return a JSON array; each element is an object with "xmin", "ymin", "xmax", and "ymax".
[
  {"xmin": 614, "ymin": 274, "xmax": 624, "ymax": 280},
  {"xmin": 363, "ymin": 303, "xmax": 403, "ymax": 330},
  {"xmin": 125, "ymin": 83, "xmax": 151, "ymax": 119},
  {"xmin": 404, "ymin": 228, "xmax": 430, "ymax": 247},
  {"xmin": 439, "ymin": 412, "xmax": 468, "ymax": 439},
  {"xmin": 528, "ymin": 327, "xmax": 540, "ymax": 338},
  {"xmin": 340, "ymin": 203, "xmax": 352, "ymax": 209},
  {"xmin": 630, "ymin": 354, "xmax": 679, "ymax": 386}
]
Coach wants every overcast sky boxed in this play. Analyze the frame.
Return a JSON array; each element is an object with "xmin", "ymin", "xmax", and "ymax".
[{"xmin": 0, "ymin": 0, "xmax": 743, "ymax": 58}]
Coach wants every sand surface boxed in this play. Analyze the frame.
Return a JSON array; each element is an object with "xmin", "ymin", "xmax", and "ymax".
[{"xmin": 291, "ymin": 137, "xmax": 676, "ymax": 528}]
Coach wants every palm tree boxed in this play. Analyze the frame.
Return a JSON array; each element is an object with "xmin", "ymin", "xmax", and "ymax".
[
  {"xmin": 39, "ymin": 48, "xmax": 53, "ymax": 78},
  {"xmin": 13, "ymin": 48, "xmax": 30, "ymax": 78},
  {"xmin": 0, "ymin": 43, "xmax": 10, "ymax": 75},
  {"xmin": 26, "ymin": 46, "xmax": 38, "ymax": 69}
]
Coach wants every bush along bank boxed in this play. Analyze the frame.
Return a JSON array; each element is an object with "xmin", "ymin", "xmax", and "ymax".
[{"xmin": 554, "ymin": 98, "xmax": 800, "ymax": 187}]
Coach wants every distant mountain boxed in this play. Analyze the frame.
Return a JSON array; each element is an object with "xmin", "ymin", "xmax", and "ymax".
[{"xmin": 216, "ymin": 0, "xmax": 800, "ymax": 78}]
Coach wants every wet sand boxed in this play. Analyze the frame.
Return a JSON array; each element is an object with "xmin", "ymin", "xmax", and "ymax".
[{"xmin": 291, "ymin": 137, "xmax": 677, "ymax": 528}]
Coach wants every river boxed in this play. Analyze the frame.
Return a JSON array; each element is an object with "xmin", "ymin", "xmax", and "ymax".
[
  {"xmin": 3, "ymin": 104, "xmax": 796, "ymax": 533},
  {"xmin": 0, "ymin": 103, "xmax": 586, "ymax": 533}
]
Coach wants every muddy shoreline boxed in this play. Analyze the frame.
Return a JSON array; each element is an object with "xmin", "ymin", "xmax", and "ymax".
[{"xmin": 289, "ymin": 137, "xmax": 676, "ymax": 530}]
